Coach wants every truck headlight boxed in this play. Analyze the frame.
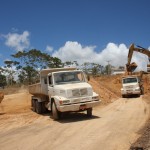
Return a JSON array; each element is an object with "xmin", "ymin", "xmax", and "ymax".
[
  {"xmin": 59, "ymin": 100, "xmax": 70, "ymax": 105},
  {"xmin": 135, "ymin": 87, "xmax": 140, "ymax": 91},
  {"xmin": 92, "ymin": 96, "xmax": 99, "ymax": 100},
  {"xmin": 121, "ymin": 88, "xmax": 124, "ymax": 91}
]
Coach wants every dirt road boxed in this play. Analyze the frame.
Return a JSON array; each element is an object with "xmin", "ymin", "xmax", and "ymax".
[{"xmin": 0, "ymin": 92, "xmax": 149, "ymax": 150}]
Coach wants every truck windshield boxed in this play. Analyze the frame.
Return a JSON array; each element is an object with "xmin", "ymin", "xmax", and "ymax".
[
  {"xmin": 54, "ymin": 71, "xmax": 85, "ymax": 85},
  {"xmin": 123, "ymin": 78, "xmax": 138, "ymax": 84}
]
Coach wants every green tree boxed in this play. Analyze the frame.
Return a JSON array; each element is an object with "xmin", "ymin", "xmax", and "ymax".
[
  {"xmin": 104, "ymin": 64, "xmax": 112, "ymax": 75},
  {"xmin": 4, "ymin": 60, "xmax": 18, "ymax": 85},
  {"xmin": 11, "ymin": 49, "xmax": 62, "ymax": 84},
  {"xmin": 0, "ymin": 73, "xmax": 6, "ymax": 88}
]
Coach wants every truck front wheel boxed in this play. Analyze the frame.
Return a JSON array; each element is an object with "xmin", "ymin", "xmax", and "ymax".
[
  {"xmin": 52, "ymin": 102, "xmax": 60, "ymax": 120},
  {"xmin": 87, "ymin": 108, "xmax": 92, "ymax": 117}
]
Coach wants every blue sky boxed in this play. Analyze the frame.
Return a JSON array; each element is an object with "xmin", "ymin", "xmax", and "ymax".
[{"xmin": 0, "ymin": 0, "xmax": 150, "ymax": 69}]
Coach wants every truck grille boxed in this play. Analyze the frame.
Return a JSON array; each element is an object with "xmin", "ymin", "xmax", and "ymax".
[
  {"xmin": 125, "ymin": 85, "xmax": 134, "ymax": 89},
  {"xmin": 72, "ymin": 88, "xmax": 88, "ymax": 97}
]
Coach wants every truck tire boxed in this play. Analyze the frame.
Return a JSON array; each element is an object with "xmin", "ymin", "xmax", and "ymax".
[
  {"xmin": 35, "ymin": 101, "xmax": 43, "ymax": 114},
  {"xmin": 122, "ymin": 95, "xmax": 126, "ymax": 98},
  {"xmin": 52, "ymin": 102, "xmax": 60, "ymax": 120},
  {"xmin": 32, "ymin": 99, "xmax": 36, "ymax": 112},
  {"xmin": 42, "ymin": 102, "xmax": 47, "ymax": 113},
  {"xmin": 87, "ymin": 108, "xmax": 92, "ymax": 117}
]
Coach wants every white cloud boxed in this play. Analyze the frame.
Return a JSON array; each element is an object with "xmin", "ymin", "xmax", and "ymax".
[
  {"xmin": 46, "ymin": 45, "xmax": 53, "ymax": 52},
  {"xmin": 4, "ymin": 31, "xmax": 30, "ymax": 51},
  {"xmin": 52, "ymin": 41, "xmax": 97, "ymax": 64},
  {"xmin": 4, "ymin": 58, "xmax": 11, "ymax": 62},
  {"xmin": 52, "ymin": 41, "xmax": 149, "ymax": 71}
]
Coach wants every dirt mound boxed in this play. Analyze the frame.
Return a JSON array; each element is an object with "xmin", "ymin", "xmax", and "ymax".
[
  {"xmin": 89, "ymin": 75, "xmax": 122, "ymax": 99},
  {"xmin": 89, "ymin": 77, "xmax": 119, "ymax": 105},
  {"xmin": 91, "ymin": 74, "xmax": 150, "ymax": 97}
]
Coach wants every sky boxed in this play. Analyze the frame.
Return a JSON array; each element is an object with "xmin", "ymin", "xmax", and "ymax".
[{"xmin": 0, "ymin": 0, "xmax": 150, "ymax": 70}]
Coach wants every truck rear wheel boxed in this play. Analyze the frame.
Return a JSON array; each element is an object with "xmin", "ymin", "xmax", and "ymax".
[
  {"xmin": 122, "ymin": 95, "xmax": 126, "ymax": 98},
  {"xmin": 32, "ymin": 99, "xmax": 36, "ymax": 112},
  {"xmin": 35, "ymin": 101, "xmax": 43, "ymax": 114},
  {"xmin": 87, "ymin": 108, "xmax": 92, "ymax": 117},
  {"xmin": 52, "ymin": 102, "xmax": 60, "ymax": 120},
  {"xmin": 42, "ymin": 102, "xmax": 47, "ymax": 113}
]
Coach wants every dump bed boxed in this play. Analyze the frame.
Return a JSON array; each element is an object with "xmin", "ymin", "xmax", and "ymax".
[{"xmin": 29, "ymin": 83, "xmax": 48, "ymax": 96}]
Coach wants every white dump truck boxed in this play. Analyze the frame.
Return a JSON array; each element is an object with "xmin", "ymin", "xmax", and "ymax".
[
  {"xmin": 29, "ymin": 68, "xmax": 100, "ymax": 120},
  {"xmin": 121, "ymin": 75, "xmax": 144, "ymax": 98}
]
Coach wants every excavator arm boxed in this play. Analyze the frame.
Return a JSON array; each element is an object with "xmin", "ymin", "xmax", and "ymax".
[{"xmin": 126, "ymin": 43, "xmax": 150, "ymax": 74}]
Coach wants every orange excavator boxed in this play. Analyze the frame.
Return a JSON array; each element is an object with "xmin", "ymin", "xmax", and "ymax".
[{"xmin": 126, "ymin": 43, "xmax": 150, "ymax": 74}]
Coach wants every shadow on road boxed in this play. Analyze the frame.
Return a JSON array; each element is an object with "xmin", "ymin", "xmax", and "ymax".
[
  {"xmin": 122, "ymin": 95, "xmax": 141, "ymax": 99},
  {"xmin": 57, "ymin": 112, "xmax": 100, "ymax": 123},
  {"xmin": 0, "ymin": 113, "xmax": 5, "ymax": 115},
  {"xmin": 30, "ymin": 108, "xmax": 100, "ymax": 123}
]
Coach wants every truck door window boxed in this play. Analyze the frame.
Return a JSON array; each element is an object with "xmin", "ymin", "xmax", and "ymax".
[{"xmin": 49, "ymin": 76, "xmax": 52, "ymax": 85}]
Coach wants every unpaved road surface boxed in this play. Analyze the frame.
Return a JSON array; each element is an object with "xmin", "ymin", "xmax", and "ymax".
[{"xmin": 0, "ymin": 92, "xmax": 149, "ymax": 150}]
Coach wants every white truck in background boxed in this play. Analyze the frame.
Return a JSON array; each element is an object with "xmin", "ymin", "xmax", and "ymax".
[
  {"xmin": 121, "ymin": 75, "xmax": 144, "ymax": 98},
  {"xmin": 29, "ymin": 68, "xmax": 100, "ymax": 120}
]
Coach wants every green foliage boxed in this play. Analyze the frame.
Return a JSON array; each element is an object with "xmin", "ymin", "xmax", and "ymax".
[
  {"xmin": 11, "ymin": 49, "xmax": 62, "ymax": 84},
  {"xmin": 3, "ymin": 60, "xmax": 17, "ymax": 86},
  {"xmin": 0, "ymin": 74, "xmax": 6, "ymax": 87},
  {"xmin": 104, "ymin": 64, "xmax": 111, "ymax": 75},
  {"xmin": 18, "ymin": 66, "xmax": 39, "ymax": 84},
  {"xmin": 92, "ymin": 66, "xmax": 99, "ymax": 76},
  {"xmin": 12, "ymin": 49, "xmax": 62, "ymax": 69}
]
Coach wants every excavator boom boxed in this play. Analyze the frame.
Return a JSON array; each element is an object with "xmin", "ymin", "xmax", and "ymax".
[{"xmin": 126, "ymin": 43, "xmax": 150, "ymax": 74}]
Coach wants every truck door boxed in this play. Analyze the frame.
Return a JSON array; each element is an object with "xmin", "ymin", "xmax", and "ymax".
[{"xmin": 48, "ymin": 74, "xmax": 54, "ymax": 97}]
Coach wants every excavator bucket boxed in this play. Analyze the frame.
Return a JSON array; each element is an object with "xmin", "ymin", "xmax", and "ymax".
[{"xmin": 126, "ymin": 62, "xmax": 137, "ymax": 73}]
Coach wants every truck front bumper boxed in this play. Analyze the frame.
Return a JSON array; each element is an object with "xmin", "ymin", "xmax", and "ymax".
[
  {"xmin": 57, "ymin": 100, "xmax": 100, "ymax": 112},
  {"xmin": 121, "ymin": 89, "xmax": 141, "ymax": 95}
]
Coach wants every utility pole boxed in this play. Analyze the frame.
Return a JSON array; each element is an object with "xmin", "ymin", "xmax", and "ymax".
[{"xmin": 106, "ymin": 60, "xmax": 111, "ymax": 75}]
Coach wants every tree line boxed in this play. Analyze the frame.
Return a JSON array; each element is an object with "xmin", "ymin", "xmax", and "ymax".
[{"xmin": 0, "ymin": 49, "xmax": 115, "ymax": 87}]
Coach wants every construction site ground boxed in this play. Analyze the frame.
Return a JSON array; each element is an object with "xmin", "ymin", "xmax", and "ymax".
[{"xmin": 0, "ymin": 75, "xmax": 150, "ymax": 150}]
